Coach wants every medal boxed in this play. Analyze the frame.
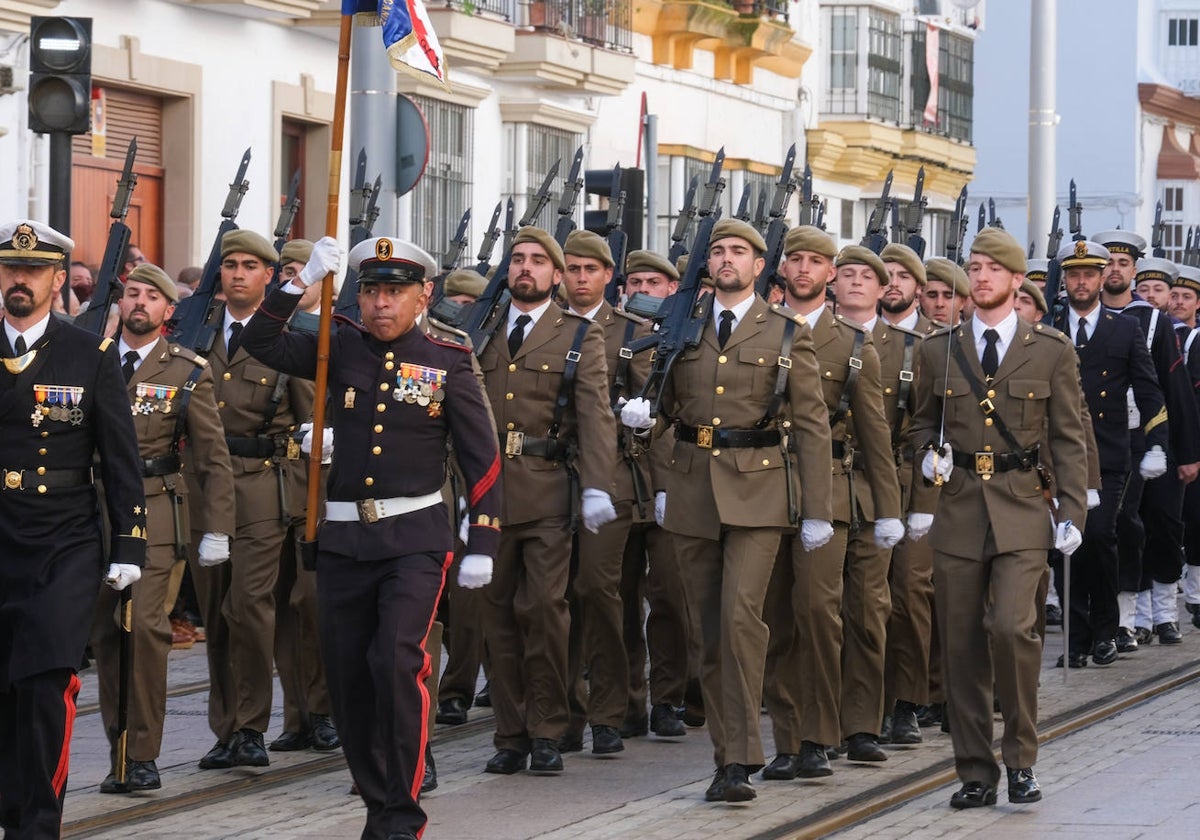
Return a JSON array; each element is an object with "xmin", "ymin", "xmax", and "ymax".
[
  {"xmin": 397, "ymin": 362, "xmax": 447, "ymax": 414},
  {"xmin": 344, "ymin": 387, "xmax": 356, "ymax": 409}
]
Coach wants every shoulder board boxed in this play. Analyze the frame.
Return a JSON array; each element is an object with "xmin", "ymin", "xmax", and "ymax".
[
  {"xmin": 333, "ymin": 314, "xmax": 368, "ymax": 334},
  {"xmin": 423, "ymin": 331, "xmax": 471, "ymax": 353},
  {"xmin": 833, "ymin": 313, "xmax": 867, "ymax": 332},
  {"xmin": 169, "ymin": 343, "xmax": 208, "ymax": 368},
  {"xmin": 613, "ymin": 308, "xmax": 647, "ymax": 326},
  {"xmin": 98, "ymin": 337, "xmax": 114, "ymax": 352},
  {"xmin": 427, "ymin": 316, "xmax": 468, "ymax": 340},
  {"xmin": 886, "ymin": 322, "xmax": 924, "ymax": 339},
  {"xmin": 768, "ymin": 302, "xmax": 808, "ymax": 327},
  {"xmin": 562, "ymin": 308, "xmax": 589, "ymax": 322},
  {"xmin": 927, "ymin": 324, "xmax": 954, "ymax": 338},
  {"xmin": 1031, "ymin": 321, "xmax": 1070, "ymax": 343}
]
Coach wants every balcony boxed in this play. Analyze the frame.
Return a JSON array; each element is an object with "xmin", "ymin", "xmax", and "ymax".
[{"xmin": 521, "ymin": 0, "xmax": 633, "ymax": 52}]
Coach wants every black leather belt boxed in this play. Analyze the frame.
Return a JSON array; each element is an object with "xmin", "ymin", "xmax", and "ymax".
[
  {"xmin": 225, "ymin": 436, "xmax": 278, "ymax": 459},
  {"xmin": 831, "ymin": 440, "xmax": 865, "ymax": 470},
  {"xmin": 142, "ymin": 454, "xmax": 181, "ymax": 477},
  {"xmin": 676, "ymin": 424, "xmax": 781, "ymax": 449},
  {"xmin": 500, "ymin": 431, "xmax": 568, "ymax": 460},
  {"xmin": 951, "ymin": 446, "xmax": 1039, "ymax": 475},
  {"xmin": 2, "ymin": 467, "xmax": 91, "ymax": 491}
]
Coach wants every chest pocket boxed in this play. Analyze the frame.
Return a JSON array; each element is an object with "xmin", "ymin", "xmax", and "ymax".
[
  {"xmin": 525, "ymin": 351, "xmax": 566, "ymax": 393},
  {"xmin": 1009, "ymin": 378, "xmax": 1051, "ymax": 429},
  {"xmin": 243, "ymin": 363, "xmax": 282, "ymax": 414},
  {"xmin": 334, "ymin": 368, "xmax": 377, "ymax": 423},
  {"xmin": 935, "ymin": 377, "xmax": 973, "ymax": 426},
  {"xmin": 819, "ymin": 360, "xmax": 850, "ymax": 410},
  {"xmin": 737, "ymin": 346, "xmax": 776, "ymax": 394}
]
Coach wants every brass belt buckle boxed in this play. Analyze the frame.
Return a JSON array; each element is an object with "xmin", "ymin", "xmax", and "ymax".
[
  {"xmin": 357, "ymin": 498, "xmax": 379, "ymax": 524},
  {"xmin": 978, "ymin": 397, "xmax": 995, "ymax": 415},
  {"xmin": 974, "ymin": 452, "xmax": 995, "ymax": 476},
  {"xmin": 695, "ymin": 425, "xmax": 714, "ymax": 449},
  {"xmin": 505, "ymin": 431, "xmax": 525, "ymax": 457},
  {"xmin": 286, "ymin": 437, "xmax": 301, "ymax": 460},
  {"xmin": 3, "ymin": 469, "xmax": 21, "ymax": 490}
]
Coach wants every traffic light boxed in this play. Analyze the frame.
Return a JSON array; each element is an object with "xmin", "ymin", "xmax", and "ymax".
[
  {"xmin": 584, "ymin": 167, "xmax": 644, "ymax": 253},
  {"xmin": 28, "ymin": 16, "xmax": 93, "ymax": 135}
]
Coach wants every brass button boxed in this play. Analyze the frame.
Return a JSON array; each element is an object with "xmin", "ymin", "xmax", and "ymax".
[
  {"xmin": 260, "ymin": 377, "xmax": 268, "ymax": 385},
  {"xmin": 715, "ymin": 386, "xmax": 724, "ymax": 395},
  {"xmin": 38, "ymin": 448, "xmax": 46, "ymax": 456},
  {"xmin": 505, "ymin": 393, "xmax": 514, "ymax": 401},
  {"xmin": 541, "ymin": 364, "xmax": 549, "ymax": 371},
  {"xmin": 984, "ymin": 445, "xmax": 992, "ymax": 452},
  {"xmin": 377, "ymin": 403, "xmax": 386, "ymax": 412},
  {"xmin": 985, "ymin": 418, "xmax": 994, "ymax": 426},
  {"xmin": 945, "ymin": 389, "xmax": 953, "ymax": 396},
  {"xmin": 986, "ymin": 389, "xmax": 995, "ymax": 399},
  {"xmin": 713, "ymin": 417, "xmax": 721, "ymax": 425},
  {"xmin": 757, "ymin": 357, "xmax": 765, "ymax": 364},
  {"xmin": 718, "ymin": 355, "xmax": 727, "ymax": 364},
  {"xmin": 506, "ymin": 422, "xmax": 515, "ymax": 430},
  {"xmin": 36, "ymin": 466, "xmax": 45, "ymax": 475},
  {"xmin": 385, "ymin": 361, "xmax": 395, "ymax": 371},
  {"xmin": 1100, "ymin": 390, "xmax": 1107, "ymax": 398},
  {"xmin": 380, "ymin": 382, "xmax": 389, "ymax": 391},
  {"xmin": 981, "ymin": 473, "xmax": 991, "ymax": 481},
  {"xmin": 365, "ymin": 477, "xmax": 374, "ymax": 486},
  {"xmin": 40, "ymin": 431, "xmax": 48, "ymax": 438},
  {"xmin": 218, "ymin": 400, "xmax": 226, "ymax": 408},
  {"xmin": 223, "ymin": 372, "xmax": 232, "ymax": 381},
  {"xmin": 762, "ymin": 459, "xmax": 770, "ymax": 466},
  {"xmin": 263, "ymin": 460, "xmax": 272, "ymax": 467},
  {"xmin": 885, "ymin": 387, "xmax": 893, "ymax": 394},
  {"xmin": 1098, "ymin": 412, "xmax": 1105, "ymax": 419},
  {"xmin": 825, "ymin": 370, "xmax": 832, "ymax": 378},
  {"xmin": 386, "ymin": 352, "xmax": 394, "ymax": 360},
  {"xmin": 372, "ymin": 446, "xmax": 382, "ymax": 455},
  {"xmin": 1101, "ymin": 370, "xmax": 1107, "ymax": 376},
  {"xmin": 374, "ymin": 424, "xmax": 383, "ymax": 433},
  {"xmin": 38, "ymin": 485, "xmax": 47, "ymax": 494},
  {"xmin": 1027, "ymin": 392, "xmax": 1035, "ymax": 398},
  {"xmin": 711, "ymin": 449, "xmax": 721, "ymax": 457},
  {"xmin": 509, "ymin": 363, "xmax": 517, "ymax": 372}
]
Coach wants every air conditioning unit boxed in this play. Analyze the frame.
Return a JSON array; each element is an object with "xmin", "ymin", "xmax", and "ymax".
[{"xmin": 0, "ymin": 64, "xmax": 17, "ymax": 95}]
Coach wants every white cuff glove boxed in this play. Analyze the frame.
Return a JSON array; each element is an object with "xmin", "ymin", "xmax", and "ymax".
[
  {"xmin": 198, "ymin": 532, "xmax": 231, "ymax": 567},
  {"xmin": 921, "ymin": 444, "xmax": 954, "ymax": 483},
  {"xmin": 1140, "ymin": 445, "xmax": 1167, "ymax": 480},
  {"xmin": 105, "ymin": 563, "xmax": 142, "ymax": 591},
  {"xmin": 581, "ymin": 488, "xmax": 617, "ymax": 534},
  {"xmin": 1086, "ymin": 489, "xmax": 1101, "ymax": 510},
  {"xmin": 1054, "ymin": 521, "xmax": 1083, "ymax": 557},
  {"xmin": 619, "ymin": 396, "xmax": 653, "ymax": 431},
  {"xmin": 874, "ymin": 517, "xmax": 905, "ymax": 549},
  {"xmin": 299, "ymin": 422, "xmax": 334, "ymax": 463},
  {"xmin": 458, "ymin": 554, "xmax": 493, "ymax": 589},
  {"xmin": 654, "ymin": 491, "xmax": 666, "ymax": 527},
  {"xmin": 298, "ymin": 235, "xmax": 344, "ymax": 288},
  {"xmin": 457, "ymin": 497, "xmax": 469, "ymax": 544},
  {"xmin": 801, "ymin": 519, "xmax": 835, "ymax": 552},
  {"xmin": 906, "ymin": 512, "xmax": 934, "ymax": 541}
]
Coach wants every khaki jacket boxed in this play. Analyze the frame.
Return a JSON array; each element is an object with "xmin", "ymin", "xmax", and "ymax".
[{"xmin": 872, "ymin": 318, "xmax": 937, "ymax": 516}]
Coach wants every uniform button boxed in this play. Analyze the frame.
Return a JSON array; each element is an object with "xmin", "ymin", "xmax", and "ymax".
[
  {"xmin": 712, "ymin": 417, "xmax": 721, "ymax": 425},
  {"xmin": 981, "ymin": 473, "xmax": 991, "ymax": 481},
  {"xmin": 715, "ymin": 386, "xmax": 724, "ymax": 395},
  {"xmin": 1098, "ymin": 412, "xmax": 1105, "ymax": 419},
  {"xmin": 1101, "ymin": 370, "xmax": 1107, "ymax": 376},
  {"xmin": 718, "ymin": 355, "xmax": 727, "ymax": 364},
  {"xmin": 374, "ymin": 424, "xmax": 383, "ymax": 433},
  {"xmin": 945, "ymin": 389, "xmax": 953, "ymax": 396},
  {"xmin": 223, "ymin": 372, "xmax": 232, "ymax": 381},
  {"xmin": 38, "ymin": 448, "xmax": 46, "ymax": 456},
  {"xmin": 365, "ymin": 477, "xmax": 374, "ymax": 486},
  {"xmin": 36, "ymin": 466, "xmax": 45, "ymax": 475},
  {"xmin": 986, "ymin": 389, "xmax": 995, "ymax": 398},
  {"xmin": 762, "ymin": 459, "xmax": 770, "ymax": 466},
  {"xmin": 218, "ymin": 400, "xmax": 226, "ymax": 408},
  {"xmin": 985, "ymin": 418, "xmax": 994, "ymax": 426},
  {"xmin": 506, "ymin": 422, "xmax": 515, "ymax": 430},
  {"xmin": 38, "ymin": 485, "xmax": 46, "ymax": 494},
  {"xmin": 372, "ymin": 446, "xmax": 382, "ymax": 455},
  {"xmin": 508, "ymin": 363, "xmax": 517, "ymax": 372},
  {"xmin": 505, "ymin": 393, "xmax": 514, "ymax": 400},
  {"xmin": 758, "ymin": 357, "xmax": 765, "ymax": 364},
  {"xmin": 40, "ymin": 431, "xmax": 48, "ymax": 438},
  {"xmin": 885, "ymin": 387, "xmax": 893, "ymax": 394},
  {"xmin": 377, "ymin": 403, "xmax": 386, "ymax": 412},
  {"xmin": 380, "ymin": 382, "xmax": 389, "ymax": 391},
  {"xmin": 825, "ymin": 370, "xmax": 832, "ymax": 377},
  {"xmin": 1027, "ymin": 392, "xmax": 1035, "ymax": 398},
  {"xmin": 711, "ymin": 449, "xmax": 721, "ymax": 457},
  {"xmin": 385, "ymin": 361, "xmax": 395, "ymax": 371},
  {"xmin": 386, "ymin": 352, "xmax": 394, "ymax": 360},
  {"xmin": 264, "ymin": 460, "xmax": 272, "ymax": 467},
  {"xmin": 984, "ymin": 445, "xmax": 992, "ymax": 452},
  {"xmin": 541, "ymin": 364, "xmax": 549, "ymax": 371},
  {"xmin": 260, "ymin": 377, "xmax": 268, "ymax": 385},
  {"xmin": 1100, "ymin": 390, "xmax": 1106, "ymax": 398}
]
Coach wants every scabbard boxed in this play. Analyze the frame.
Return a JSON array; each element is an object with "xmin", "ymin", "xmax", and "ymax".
[
  {"xmin": 168, "ymin": 485, "xmax": 187, "ymax": 561},
  {"xmin": 115, "ymin": 586, "xmax": 133, "ymax": 784},
  {"xmin": 275, "ymin": 462, "xmax": 290, "ymax": 525}
]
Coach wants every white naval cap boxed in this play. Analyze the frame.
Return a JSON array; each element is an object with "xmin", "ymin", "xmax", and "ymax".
[
  {"xmin": 1173, "ymin": 263, "xmax": 1200, "ymax": 293},
  {"xmin": 1057, "ymin": 239, "xmax": 1110, "ymax": 268},
  {"xmin": 1025, "ymin": 258, "xmax": 1049, "ymax": 279},
  {"xmin": 1136, "ymin": 256, "xmax": 1180, "ymax": 284},
  {"xmin": 1091, "ymin": 230, "xmax": 1147, "ymax": 257},
  {"xmin": 0, "ymin": 220, "xmax": 74, "ymax": 265},
  {"xmin": 348, "ymin": 236, "xmax": 437, "ymax": 284}
]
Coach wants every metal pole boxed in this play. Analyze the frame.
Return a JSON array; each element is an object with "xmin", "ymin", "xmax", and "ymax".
[
  {"xmin": 350, "ymin": 23, "xmax": 397, "ymax": 237},
  {"xmin": 1028, "ymin": 0, "xmax": 1057, "ymax": 243},
  {"xmin": 644, "ymin": 113, "xmax": 658, "ymax": 253},
  {"xmin": 48, "ymin": 132, "xmax": 72, "ymax": 236}
]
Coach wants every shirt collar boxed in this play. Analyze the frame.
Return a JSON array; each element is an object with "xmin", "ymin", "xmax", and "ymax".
[
  {"xmin": 971, "ymin": 309, "xmax": 1019, "ymax": 353},
  {"xmin": 4, "ymin": 312, "xmax": 51, "ymax": 353},
  {"xmin": 508, "ymin": 297, "xmax": 554, "ymax": 332},
  {"xmin": 713, "ymin": 293, "xmax": 756, "ymax": 329},
  {"xmin": 893, "ymin": 309, "xmax": 920, "ymax": 331},
  {"xmin": 117, "ymin": 336, "xmax": 156, "ymax": 365},
  {"xmin": 1068, "ymin": 302, "xmax": 1102, "ymax": 335},
  {"xmin": 572, "ymin": 302, "xmax": 604, "ymax": 322}
]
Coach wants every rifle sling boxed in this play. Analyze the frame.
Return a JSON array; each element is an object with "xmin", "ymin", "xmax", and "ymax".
[
  {"xmin": 546, "ymin": 320, "xmax": 591, "ymax": 450},
  {"xmin": 610, "ymin": 317, "xmax": 639, "ymax": 410},
  {"xmin": 890, "ymin": 330, "xmax": 916, "ymax": 449},
  {"xmin": 829, "ymin": 330, "xmax": 865, "ymax": 429},
  {"xmin": 168, "ymin": 365, "xmax": 205, "ymax": 457},
  {"xmin": 761, "ymin": 319, "xmax": 797, "ymax": 427}
]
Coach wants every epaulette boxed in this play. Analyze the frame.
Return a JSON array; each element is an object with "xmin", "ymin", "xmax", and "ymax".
[
  {"xmin": 833, "ymin": 312, "xmax": 868, "ymax": 332},
  {"xmin": 98, "ymin": 337, "xmax": 114, "ymax": 352},
  {"xmin": 928, "ymin": 324, "xmax": 954, "ymax": 338},
  {"xmin": 884, "ymin": 321, "xmax": 924, "ymax": 339},
  {"xmin": 333, "ymin": 313, "xmax": 368, "ymax": 333},
  {"xmin": 427, "ymin": 317, "xmax": 469, "ymax": 342},
  {"xmin": 423, "ymin": 331, "xmax": 471, "ymax": 353},
  {"xmin": 1030, "ymin": 321, "xmax": 1071, "ymax": 343},
  {"xmin": 169, "ymin": 343, "xmax": 208, "ymax": 368},
  {"xmin": 768, "ymin": 302, "xmax": 808, "ymax": 327},
  {"xmin": 562, "ymin": 308, "xmax": 589, "ymax": 322},
  {"xmin": 614, "ymin": 307, "xmax": 647, "ymax": 326}
]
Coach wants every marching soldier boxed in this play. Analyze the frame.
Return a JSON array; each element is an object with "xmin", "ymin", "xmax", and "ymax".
[
  {"xmin": 241, "ymin": 235, "xmax": 502, "ymax": 840},
  {"xmin": 92, "ymin": 264, "xmax": 235, "ymax": 793},
  {"xmin": 476, "ymin": 227, "xmax": 617, "ymax": 776},
  {"xmin": 761, "ymin": 230, "xmax": 902, "ymax": 782},
  {"xmin": 621, "ymin": 219, "xmax": 834, "ymax": 802},
  {"xmin": 912, "ymin": 227, "xmax": 1087, "ymax": 809},
  {"xmin": 1170, "ymin": 265, "xmax": 1200, "ymax": 621},
  {"xmin": 921, "ymin": 258, "xmax": 970, "ymax": 327},
  {"xmin": 0, "ymin": 220, "xmax": 147, "ymax": 838},
  {"xmin": 880, "ymin": 243, "xmax": 938, "ymax": 335},
  {"xmin": 188, "ymin": 230, "xmax": 315, "ymax": 770}
]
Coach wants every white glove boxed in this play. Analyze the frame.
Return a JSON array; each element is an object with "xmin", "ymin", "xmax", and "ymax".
[
  {"xmin": 457, "ymin": 497, "xmax": 469, "ymax": 544},
  {"xmin": 620, "ymin": 396, "xmax": 653, "ymax": 431},
  {"xmin": 654, "ymin": 491, "xmax": 666, "ymax": 527},
  {"xmin": 298, "ymin": 235, "xmax": 344, "ymax": 287},
  {"xmin": 458, "ymin": 554, "xmax": 493, "ymax": 588},
  {"xmin": 801, "ymin": 519, "xmax": 835, "ymax": 552},
  {"xmin": 105, "ymin": 563, "xmax": 142, "ymax": 591},
  {"xmin": 1140, "ymin": 445, "xmax": 1167, "ymax": 480},
  {"xmin": 906, "ymin": 512, "xmax": 934, "ymax": 541},
  {"xmin": 197, "ymin": 532, "xmax": 230, "ymax": 567},
  {"xmin": 874, "ymin": 517, "xmax": 905, "ymax": 549},
  {"xmin": 1086, "ymin": 489, "xmax": 1101, "ymax": 510},
  {"xmin": 581, "ymin": 488, "xmax": 617, "ymax": 534},
  {"xmin": 1054, "ymin": 521, "xmax": 1083, "ymax": 557},
  {"xmin": 299, "ymin": 422, "xmax": 334, "ymax": 463},
  {"xmin": 921, "ymin": 444, "xmax": 954, "ymax": 483}
]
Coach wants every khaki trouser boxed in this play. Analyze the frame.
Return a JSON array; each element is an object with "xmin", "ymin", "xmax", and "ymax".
[
  {"xmin": 274, "ymin": 522, "xmax": 331, "ymax": 733},
  {"xmin": 884, "ymin": 533, "xmax": 935, "ymax": 706}
]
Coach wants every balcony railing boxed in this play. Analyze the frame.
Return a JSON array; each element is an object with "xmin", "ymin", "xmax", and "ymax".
[
  {"xmin": 726, "ymin": 0, "xmax": 788, "ymax": 24},
  {"xmin": 431, "ymin": 0, "xmax": 512, "ymax": 19},
  {"xmin": 521, "ymin": 0, "xmax": 633, "ymax": 52}
]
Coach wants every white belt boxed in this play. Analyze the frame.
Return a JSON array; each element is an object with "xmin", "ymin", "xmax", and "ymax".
[{"xmin": 325, "ymin": 491, "xmax": 442, "ymax": 523}]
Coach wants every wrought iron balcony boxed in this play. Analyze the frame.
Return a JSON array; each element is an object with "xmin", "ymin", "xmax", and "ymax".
[
  {"xmin": 725, "ymin": 0, "xmax": 787, "ymax": 23},
  {"xmin": 521, "ymin": 0, "xmax": 634, "ymax": 52}
]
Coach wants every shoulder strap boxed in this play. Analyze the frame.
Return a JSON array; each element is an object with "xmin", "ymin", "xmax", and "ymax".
[
  {"xmin": 950, "ymin": 338, "xmax": 1034, "ymax": 470},
  {"xmin": 759, "ymin": 319, "xmax": 797, "ymax": 427},
  {"xmin": 259, "ymin": 374, "xmax": 291, "ymax": 436},
  {"xmin": 891, "ymin": 330, "xmax": 917, "ymax": 448},
  {"xmin": 829, "ymin": 329, "xmax": 865, "ymax": 428},
  {"xmin": 610, "ymin": 317, "xmax": 639, "ymax": 410},
  {"xmin": 1185, "ymin": 328, "xmax": 1199, "ymax": 366},
  {"xmin": 1146, "ymin": 308, "xmax": 1159, "ymax": 350},
  {"xmin": 547, "ymin": 320, "xmax": 591, "ymax": 444},
  {"xmin": 169, "ymin": 365, "xmax": 206, "ymax": 455}
]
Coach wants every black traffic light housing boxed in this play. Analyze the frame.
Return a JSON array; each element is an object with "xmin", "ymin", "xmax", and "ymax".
[
  {"xmin": 584, "ymin": 167, "xmax": 644, "ymax": 253},
  {"xmin": 28, "ymin": 16, "xmax": 93, "ymax": 135}
]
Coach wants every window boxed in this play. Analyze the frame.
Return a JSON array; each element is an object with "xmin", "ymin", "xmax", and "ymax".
[
  {"xmin": 911, "ymin": 28, "xmax": 973, "ymax": 143},
  {"xmin": 867, "ymin": 10, "xmax": 901, "ymax": 123},
  {"xmin": 826, "ymin": 8, "xmax": 858, "ymax": 114},
  {"xmin": 280, "ymin": 120, "xmax": 306, "ymax": 241},
  {"xmin": 1169, "ymin": 18, "xmax": 1199, "ymax": 46},
  {"xmin": 409, "ymin": 96, "xmax": 473, "ymax": 264},
  {"xmin": 1163, "ymin": 185, "xmax": 1186, "ymax": 263},
  {"xmin": 521, "ymin": 125, "xmax": 581, "ymax": 230}
]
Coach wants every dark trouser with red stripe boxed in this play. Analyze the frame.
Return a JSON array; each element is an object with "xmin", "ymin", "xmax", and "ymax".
[
  {"xmin": 317, "ymin": 551, "xmax": 448, "ymax": 840},
  {"xmin": 0, "ymin": 668, "xmax": 81, "ymax": 840}
]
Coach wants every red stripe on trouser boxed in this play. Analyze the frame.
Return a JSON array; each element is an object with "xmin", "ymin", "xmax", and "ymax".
[
  {"xmin": 51, "ymin": 673, "xmax": 81, "ymax": 796},
  {"xmin": 412, "ymin": 551, "xmax": 453, "ymax": 840}
]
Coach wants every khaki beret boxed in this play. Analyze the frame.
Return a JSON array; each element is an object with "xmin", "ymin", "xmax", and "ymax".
[
  {"xmin": 924, "ymin": 258, "xmax": 970, "ymax": 297},
  {"xmin": 1018, "ymin": 279, "xmax": 1047, "ymax": 315},
  {"xmin": 783, "ymin": 225, "xmax": 837, "ymax": 259},
  {"xmin": 563, "ymin": 229, "xmax": 614, "ymax": 268},
  {"xmin": 710, "ymin": 218, "xmax": 767, "ymax": 253},
  {"xmin": 835, "ymin": 245, "xmax": 888, "ymax": 285},
  {"xmin": 443, "ymin": 268, "xmax": 487, "ymax": 299},
  {"xmin": 880, "ymin": 243, "xmax": 927, "ymax": 285},
  {"xmin": 511, "ymin": 226, "xmax": 565, "ymax": 272},
  {"xmin": 625, "ymin": 250, "xmax": 679, "ymax": 282},
  {"xmin": 279, "ymin": 238, "xmax": 313, "ymax": 266},
  {"xmin": 969, "ymin": 228, "xmax": 1026, "ymax": 274},
  {"xmin": 221, "ymin": 229, "xmax": 279, "ymax": 264},
  {"xmin": 127, "ymin": 263, "xmax": 179, "ymax": 303}
]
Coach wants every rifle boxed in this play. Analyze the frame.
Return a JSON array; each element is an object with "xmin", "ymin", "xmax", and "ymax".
[
  {"xmin": 889, "ymin": 199, "xmax": 903, "ymax": 245},
  {"xmin": 734, "ymin": 183, "xmax": 752, "ymax": 223},
  {"xmin": 815, "ymin": 198, "xmax": 828, "ymax": 231},
  {"xmin": 977, "ymin": 202, "xmax": 986, "ymax": 234},
  {"xmin": 988, "ymin": 197, "xmax": 1003, "ymax": 229},
  {"xmin": 945, "ymin": 186, "xmax": 969, "ymax": 265},
  {"xmin": 502, "ymin": 197, "xmax": 517, "ymax": 253},
  {"xmin": 1042, "ymin": 205, "xmax": 1065, "ymax": 325},
  {"xmin": 752, "ymin": 186, "xmax": 769, "ymax": 235},
  {"xmin": 860, "ymin": 170, "xmax": 893, "ymax": 254},
  {"xmin": 334, "ymin": 169, "xmax": 382, "ymax": 321},
  {"xmin": 428, "ymin": 209, "xmax": 472, "ymax": 326},
  {"xmin": 667, "ymin": 175, "xmax": 700, "ymax": 263},
  {"xmin": 169, "ymin": 147, "xmax": 251, "ymax": 354},
  {"xmin": 1151, "ymin": 200, "xmax": 1165, "ymax": 258},
  {"xmin": 76, "ymin": 137, "xmax": 138, "ymax": 335},
  {"xmin": 1068, "ymin": 179, "xmax": 1084, "ymax": 241},
  {"xmin": 267, "ymin": 168, "xmax": 302, "ymax": 292},
  {"xmin": 474, "ymin": 201, "xmax": 503, "ymax": 275},
  {"xmin": 906, "ymin": 166, "xmax": 928, "ymax": 257},
  {"xmin": 602, "ymin": 165, "xmax": 629, "ymax": 306},
  {"xmin": 753, "ymin": 142, "xmax": 796, "ymax": 299},
  {"xmin": 463, "ymin": 159, "xmax": 562, "ymax": 357},
  {"xmin": 553, "ymin": 146, "xmax": 585, "ymax": 246},
  {"xmin": 797, "ymin": 163, "xmax": 815, "ymax": 226}
]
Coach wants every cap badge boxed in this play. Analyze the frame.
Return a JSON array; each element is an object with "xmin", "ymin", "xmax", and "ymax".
[
  {"xmin": 13, "ymin": 224, "xmax": 36, "ymax": 252},
  {"xmin": 1074, "ymin": 241, "xmax": 1088, "ymax": 258},
  {"xmin": 376, "ymin": 238, "xmax": 393, "ymax": 262}
]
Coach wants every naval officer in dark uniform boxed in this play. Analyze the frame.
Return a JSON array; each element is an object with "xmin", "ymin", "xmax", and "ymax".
[
  {"xmin": 0, "ymin": 220, "xmax": 147, "ymax": 839},
  {"xmin": 241, "ymin": 235, "xmax": 502, "ymax": 840}
]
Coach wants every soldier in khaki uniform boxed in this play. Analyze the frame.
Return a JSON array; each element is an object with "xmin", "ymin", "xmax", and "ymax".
[
  {"xmin": 621, "ymin": 219, "xmax": 833, "ymax": 803},
  {"xmin": 761, "ymin": 231, "xmax": 903, "ymax": 782},
  {"xmin": 187, "ymin": 230, "xmax": 315, "ymax": 770},
  {"xmin": 558, "ymin": 231, "xmax": 653, "ymax": 755},
  {"xmin": 93, "ymin": 264, "xmax": 236, "ymax": 792},
  {"xmin": 477, "ymin": 226, "xmax": 618, "ymax": 776},
  {"xmin": 922, "ymin": 258, "xmax": 971, "ymax": 327},
  {"xmin": 911, "ymin": 228, "xmax": 1087, "ymax": 808}
]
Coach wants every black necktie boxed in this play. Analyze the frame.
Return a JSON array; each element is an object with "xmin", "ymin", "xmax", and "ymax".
[
  {"xmin": 717, "ymin": 310, "xmax": 735, "ymax": 349},
  {"xmin": 1075, "ymin": 316, "xmax": 1088, "ymax": 348},
  {"xmin": 508, "ymin": 314, "xmax": 531, "ymax": 358},
  {"xmin": 227, "ymin": 322, "xmax": 244, "ymax": 357},
  {"xmin": 13, "ymin": 335, "xmax": 26, "ymax": 355},
  {"xmin": 121, "ymin": 350, "xmax": 139, "ymax": 383},
  {"xmin": 981, "ymin": 328, "xmax": 1000, "ymax": 378}
]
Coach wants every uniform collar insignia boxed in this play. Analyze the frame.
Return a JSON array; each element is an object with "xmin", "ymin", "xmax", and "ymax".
[{"xmin": 2, "ymin": 349, "xmax": 36, "ymax": 374}]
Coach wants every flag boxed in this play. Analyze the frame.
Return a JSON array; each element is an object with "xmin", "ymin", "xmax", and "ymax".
[
  {"xmin": 923, "ymin": 22, "xmax": 939, "ymax": 125},
  {"xmin": 343, "ymin": 0, "xmax": 448, "ymax": 88}
]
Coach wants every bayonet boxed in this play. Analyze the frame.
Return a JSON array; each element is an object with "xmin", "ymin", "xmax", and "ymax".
[
  {"xmin": 988, "ymin": 197, "xmax": 1004, "ymax": 229},
  {"xmin": 1046, "ymin": 205, "xmax": 1063, "ymax": 259},
  {"xmin": 753, "ymin": 143, "xmax": 798, "ymax": 298},
  {"xmin": 734, "ymin": 184, "xmax": 752, "ymax": 222},
  {"xmin": 977, "ymin": 201, "xmax": 986, "ymax": 234},
  {"xmin": 363, "ymin": 174, "xmax": 382, "ymax": 235},
  {"xmin": 798, "ymin": 162, "xmax": 814, "ymax": 227},
  {"xmin": 1151, "ymin": 200, "xmax": 1165, "ymax": 258},
  {"xmin": 475, "ymin": 201, "xmax": 503, "ymax": 273},
  {"xmin": 945, "ymin": 186, "xmax": 969, "ymax": 266},
  {"xmin": 348, "ymin": 148, "xmax": 368, "ymax": 226},
  {"xmin": 890, "ymin": 199, "xmax": 903, "ymax": 245},
  {"xmin": 698, "ymin": 148, "xmax": 727, "ymax": 217},
  {"xmin": 553, "ymin": 146, "xmax": 585, "ymax": 245},
  {"xmin": 906, "ymin": 166, "xmax": 928, "ymax": 257},
  {"xmin": 443, "ymin": 208, "xmax": 471, "ymax": 271},
  {"xmin": 1068, "ymin": 179, "xmax": 1084, "ymax": 241},
  {"xmin": 667, "ymin": 175, "xmax": 699, "ymax": 263},
  {"xmin": 502, "ymin": 197, "xmax": 516, "ymax": 252},
  {"xmin": 521, "ymin": 159, "xmax": 561, "ymax": 227},
  {"xmin": 221, "ymin": 147, "xmax": 252, "ymax": 221},
  {"xmin": 861, "ymin": 169, "xmax": 893, "ymax": 254},
  {"xmin": 75, "ymin": 137, "xmax": 139, "ymax": 334},
  {"xmin": 274, "ymin": 169, "xmax": 302, "ymax": 243}
]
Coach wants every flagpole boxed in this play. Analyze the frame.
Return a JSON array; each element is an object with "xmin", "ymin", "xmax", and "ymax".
[{"xmin": 305, "ymin": 12, "xmax": 353, "ymax": 545}]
